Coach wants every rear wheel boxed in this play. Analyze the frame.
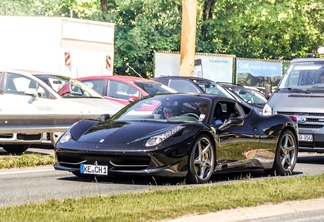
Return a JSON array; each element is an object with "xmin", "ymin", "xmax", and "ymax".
[
  {"xmin": 265, "ymin": 129, "xmax": 297, "ymax": 176},
  {"xmin": 2, "ymin": 144, "xmax": 30, "ymax": 154},
  {"xmin": 186, "ymin": 134, "xmax": 215, "ymax": 184}
]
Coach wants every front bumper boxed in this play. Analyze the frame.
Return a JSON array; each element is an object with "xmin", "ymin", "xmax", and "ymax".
[{"xmin": 54, "ymin": 148, "xmax": 189, "ymax": 178}]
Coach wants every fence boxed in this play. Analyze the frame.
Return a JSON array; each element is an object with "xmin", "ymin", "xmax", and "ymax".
[{"xmin": 0, "ymin": 111, "xmax": 100, "ymax": 134}]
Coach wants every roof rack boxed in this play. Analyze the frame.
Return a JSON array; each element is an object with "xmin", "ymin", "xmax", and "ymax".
[{"xmin": 306, "ymin": 47, "xmax": 324, "ymax": 58}]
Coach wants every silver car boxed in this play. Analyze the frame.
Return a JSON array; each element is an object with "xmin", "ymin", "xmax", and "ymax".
[
  {"xmin": 263, "ymin": 58, "xmax": 324, "ymax": 153},
  {"xmin": 0, "ymin": 70, "xmax": 124, "ymax": 153}
]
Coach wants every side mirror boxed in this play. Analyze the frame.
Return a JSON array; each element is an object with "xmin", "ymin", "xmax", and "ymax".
[
  {"xmin": 218, "ymin": 117, "xmax": 244, "ymax": 131},
  {"xmin": 128, "ymin": 96, "xmax": 139, "ymax": 103},
  {"xmin": 25, "ymin": 88, "xmax": 39, "ymax": 98},
  {"xmin": 265, "ymin": 85, "xmax": 272, "ymax": 99},
  {"xmin": 99, "ymin": 114, "xmax": 110, "ymax": 122}
]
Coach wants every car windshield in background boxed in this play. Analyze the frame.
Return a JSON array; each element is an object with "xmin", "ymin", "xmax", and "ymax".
[
  {"xmin": 40, "ymin": 75, "xmax": 103, "ymax": 98},
  {"xmin": 134, "ymin": 81, "xmax": 177, "ymax": 95},
  {"xmin": 194, "ymin": 79, "xmax": 235, "ymax": 99},
  {"xmin": 279, "ymin": 62, "xmax": 324, "ymax": 93},
  {"xmin": 112, "ymin": 94, "xmax": 211, "ymax": 123},
  {"xmin": 229, "ymin": 86, "xmax": 267, "ymax": 104}
]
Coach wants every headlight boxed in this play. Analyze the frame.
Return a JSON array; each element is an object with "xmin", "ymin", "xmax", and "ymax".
[
  {"xmin": 58, "ymin": 121, "xmax": 80, "ymax": 143},
  {"xmin": 145, "ymin": 126, "xmax": 185, "ymax": 147},
  {"xmin": 263, "ymin": 104, "xmax": 272, "ymax": 116},
  {"xmin": 59, "ymin": 131, "xmax": 72, "ymax": 143}
]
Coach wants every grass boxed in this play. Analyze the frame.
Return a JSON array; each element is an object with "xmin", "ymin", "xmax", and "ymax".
[
  {"xmin": 1, "ymin": 154, "xmax": 324, "ymax": 221},
  {"xmin": 0, "ymin": 154, "xmax": 54, "ymax": 169},
  {"xmin": 1, "ymin": 175, "xmax": 324, "ymax": 222}
]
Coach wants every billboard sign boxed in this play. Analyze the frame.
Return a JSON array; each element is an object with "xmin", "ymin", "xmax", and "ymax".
[
  {"xmin": 155, "ymin": 52, "xmax": 235, "ymax": 82},
  {"xmin": 236, "ymin": 59, "xmax": 282, "ymax": 87}
]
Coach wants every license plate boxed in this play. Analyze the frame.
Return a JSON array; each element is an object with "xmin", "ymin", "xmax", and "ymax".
[
  {"xmin": 80, "ymin": 164, "xmax": 108, "ymax": 175},
  {"xmin": 298, "ymin": 134, "xmax": 313, "ymax": 142}
]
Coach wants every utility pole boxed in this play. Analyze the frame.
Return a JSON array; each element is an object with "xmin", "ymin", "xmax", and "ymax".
[{"xmin": 179, "ymin": 0, "xmax": 197, "ymax": 76}]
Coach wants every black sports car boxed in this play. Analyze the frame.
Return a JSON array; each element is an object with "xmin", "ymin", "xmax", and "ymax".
[{"xmin": 54, "ymin": 93, "xmax": 299, "ymax": 184}]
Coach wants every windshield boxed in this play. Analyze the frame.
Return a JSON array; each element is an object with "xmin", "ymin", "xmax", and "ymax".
[
  {"xmin": 279, "ymin": 61, "xmax": 324, "ymax": 93},
  {"xmin": 134, "ymin": 81, "xmax": 177, "ymax": 94},
  {"xmin": 44, "ymin": 75, "xmax": 103, "ymax": 98},
  {"xmin": 229, "ymin": 86, "xmax": 267, "ymax": 104},
  {"xmin": 112, "ymin": 94, "xmax": 211, "ymax": 123},
  {"xmin": 194, "ymin": 79, "xmax": 235, "ymax": 99}
]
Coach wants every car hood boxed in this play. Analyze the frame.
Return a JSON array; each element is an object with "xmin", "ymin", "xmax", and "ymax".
[
  {"xmin": 73, "ymin": 121, "xmax": 181, "ymax": 145},
  {"xmin": 66, "ymin": 98, "xmax": 125, "ymax": 115},
  {"xmin": 269, "ymin": 93, "xmax": 324, "ymax": 113}
]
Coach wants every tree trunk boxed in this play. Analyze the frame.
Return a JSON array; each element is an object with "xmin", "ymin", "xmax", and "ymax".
[
  {"xmin": 201, "ymin": 0, "xmax": 215, "ymax": 37},
  {"xmin": 100, "ymin": 0, "xmax": 108, "ymax": 13}
]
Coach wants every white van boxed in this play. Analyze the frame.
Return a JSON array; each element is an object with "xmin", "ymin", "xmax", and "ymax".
[{"xmin": 263, "ymin": 56, "xmax": 324, "ymax": 153}]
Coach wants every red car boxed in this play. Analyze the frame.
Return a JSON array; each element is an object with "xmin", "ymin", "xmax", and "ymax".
[{"xmin": 76, "ymin": 75, "xmax": 176, "ymax": 105}]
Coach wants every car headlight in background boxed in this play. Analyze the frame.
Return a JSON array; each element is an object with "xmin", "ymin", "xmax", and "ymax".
[
  {"xmin": 262, "ymin": 104, "xmax": 272, "ymax": 116},
  {"xmin": 145, "ymin": 126, "xmax": 185, "ymax": 147}
]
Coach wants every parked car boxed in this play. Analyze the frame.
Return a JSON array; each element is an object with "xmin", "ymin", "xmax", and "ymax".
[
  {"xmin": 54, "ymin": 93, "xmax": 298, "ymax": 184},
  {"xmin": 217, "ymin": 82, "xmax": 268, "ymax": 111},
  {"xmin": 76, "ymin": 75, "xmax": 177, "ymax": 105},
  {"xmin": 154, "ymin": 76, "xmax": 265, "ymax": 113},
  {"xmin": 263, "ymin": 57, "xmax": 324, "ymax": 153},
  {"xmin": 0, "ymin": 70, "xmax": 124, "ymax": 153}
]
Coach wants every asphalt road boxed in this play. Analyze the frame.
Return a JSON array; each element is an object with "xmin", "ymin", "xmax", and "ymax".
[{"xmin": 1, "ymin": 146, "xmax": 324, "ymax": 209}]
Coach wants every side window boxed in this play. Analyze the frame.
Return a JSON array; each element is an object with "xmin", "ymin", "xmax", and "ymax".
[
  {"xmin": 213, "ymin": 101, "xmax": 240, "ymax": 124},
  {"xmin": 6, "ymin": 73, "xmax": 32, "ymax": 95},
  {"xmin": 6, "ymin": 74, "xmax": 19, "ymax": 94},
  {"xmin": 288, "ymin": 71, "xmax": 300, "ymax": 87},
  {"xmin": 81, "ymin": 79, "xmax": 105, "ymax": 95},
  {"xmin": 6, "ymin": 73, "xmax": 49, "ymax": 98}
]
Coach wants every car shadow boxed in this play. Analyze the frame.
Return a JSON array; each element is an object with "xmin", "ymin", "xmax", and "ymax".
[
  {"xmin": 56, "ymin": 168, "xmax": 302, "ymax": 186},
  {"xmin": 297, "ymin": 153, "xmax": 324, "ymax": 164},
  {"xmin": 0, "ymin": 148, "xmax": 53, "ymax": 156}
]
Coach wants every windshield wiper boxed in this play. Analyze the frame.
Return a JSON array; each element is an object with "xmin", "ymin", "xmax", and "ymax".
[
  {"xmin": 307, "ymin": 85, "xmax": 324, "ymax": 92},
  {"xmin": 280, "ymin": 88, "xmax": 310, "ymax": 94}
]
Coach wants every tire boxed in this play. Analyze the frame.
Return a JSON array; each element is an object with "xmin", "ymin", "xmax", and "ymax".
[
  {"xmin": 186, "ymin": 134, "xmax": 215, "ymax": 184},
  {"xmin": 266, "ymin": 129, "xmax": 298, "ymax": 176},
  {"xmin": 2, "ymin": 144, "xmax": 30, "ymax": 154}
]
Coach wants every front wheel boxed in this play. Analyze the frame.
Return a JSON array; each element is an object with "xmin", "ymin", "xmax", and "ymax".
[
  {"xmin": 266, "ymin": 129, "xmax": 298, "ymax": 176},
  {"xmin": 186, "ymin": 134, "xmax": 215, "ymax": 184}
]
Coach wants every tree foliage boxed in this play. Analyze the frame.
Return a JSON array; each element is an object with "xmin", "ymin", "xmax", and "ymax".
[{"xmin": 0, "ymin": 0, "xmax": 323, "ymax": 77}]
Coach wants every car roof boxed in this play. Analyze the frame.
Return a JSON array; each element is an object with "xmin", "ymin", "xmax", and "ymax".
[
  {"xmin": 152, "ymin": 92, "xmax": 236, "ymax": 101},
  {"xmin": 77, "ymin": 75, "xmax": 154, "ymax": 83},
  {"xmin": 217, "ymin": 82, "xmax": 242, "ymax": 87},
  {"xmin": 2, "ymin": 69, "xmax": 72, "ymax": 81},
  {"xmin": 155, "ymin": 75, "xmax": 211, "ymax": 81},
  {"xmin": 33, "ymin": 73, "xmax": 74, "ymax": 81},
  {"xmin": 291, "ymin": 58, "xmax": 324, "ymax": 63}
]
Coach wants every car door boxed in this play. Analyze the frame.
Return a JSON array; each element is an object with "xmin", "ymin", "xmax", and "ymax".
[{"xmin": 210, "ymin": 99, "xmax": 261, "ymax": 170}]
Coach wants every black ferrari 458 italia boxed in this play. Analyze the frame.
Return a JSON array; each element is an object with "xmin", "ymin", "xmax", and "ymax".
[{"xmin": 54, "ymin": 93, "xmax": 299, "ymax": 184}]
